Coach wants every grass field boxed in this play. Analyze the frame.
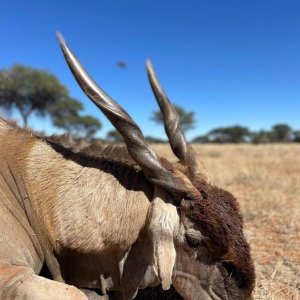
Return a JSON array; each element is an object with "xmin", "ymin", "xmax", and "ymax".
[{"xmin": 151, "ymin": 144, "xmax": 300, "ymax": 300}]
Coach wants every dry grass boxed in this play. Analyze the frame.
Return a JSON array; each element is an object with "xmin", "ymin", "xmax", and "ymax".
[{"xmin": 151, "ymin": 143, "xmax": 300, "ymax": 300}]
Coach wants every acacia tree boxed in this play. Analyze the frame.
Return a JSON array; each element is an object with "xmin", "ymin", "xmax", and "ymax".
[
  {"xmin": 0, "ymin": 64, "xmax": 69, "ymax": 127},
  {"xmin": 251, "ymin": 130, "xmax": 272, "ymax": 144},
  {"xmin": 192, "ymin": 126, "xmax": 251, "ymax": 143},
  {"xmin": 270, "ymin": 124, "xmax": 292, "ymax": 142},
  {"xmin": 206, "ymin": 126, "xmax": 251, "ymax": 143},
  {"xmin": 0, "ymin": 64, "xmax": 101, "ymax": 140},
  {"xmin": 48, "ymin": 98, "xmax": 101, "ymax": 141},
  {"xmin": 151, "ymin": 104, "xmax": 195, "ymax": 132}
]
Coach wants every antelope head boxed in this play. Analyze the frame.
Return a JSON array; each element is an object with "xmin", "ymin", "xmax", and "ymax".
[{"xmin": 57, "ymin": 33, "xmax": 255, "ymax": 300}]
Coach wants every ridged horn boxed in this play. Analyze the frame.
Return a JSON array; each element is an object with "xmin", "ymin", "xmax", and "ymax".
[
  {"xmin": 146, "ymin": 60, "xmax": 208, "ymax": 184},
  {"xmin": 56, "ymin": 32, "xmax": 200, "ymax": 201}
]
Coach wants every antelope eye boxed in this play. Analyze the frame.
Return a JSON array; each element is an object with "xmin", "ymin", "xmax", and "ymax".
[{"xmin": 185, "ymin": 234, "xmax": 202, "ymax": 248}]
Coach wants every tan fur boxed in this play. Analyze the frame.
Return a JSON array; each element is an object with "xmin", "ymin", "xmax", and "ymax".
[
  {"xmin": 0, "ymin": 119, "xmax": 10, "ymax": 140},
  {"xmin": 0, "ymin": 118, "xmax": 254, "ymax": 299},
  {"xmin": 26, "ymin": 141, "xmax": 150, "ymax": 253}
]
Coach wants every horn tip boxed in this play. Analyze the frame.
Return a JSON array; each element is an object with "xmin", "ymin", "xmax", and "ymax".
[
  {"xmin": 56, "ymin": 31, "xmax": 66, "ymax": 46},
  {"xmin": 146, "ymin": 59, "xmax": 153, "ymax": 69},
  {"xmin": 146, "ymin": 60, "xmax": 155, "ymax": 75}
]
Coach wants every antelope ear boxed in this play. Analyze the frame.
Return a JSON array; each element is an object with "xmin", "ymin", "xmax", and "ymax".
[{"xmin": 147, "ymin": 187, "xmax": 179, "ymax": 290}]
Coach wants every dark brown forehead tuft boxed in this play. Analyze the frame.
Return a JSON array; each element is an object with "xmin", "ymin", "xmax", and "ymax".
[{"xmin": 181, "ymin": 184, "xmax": 255, "ymax": 294}]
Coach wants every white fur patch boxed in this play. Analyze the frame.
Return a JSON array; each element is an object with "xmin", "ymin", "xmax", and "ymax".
[{"xmin": 148, "ymin": 187, "xmax": 179, "ymax": 290}]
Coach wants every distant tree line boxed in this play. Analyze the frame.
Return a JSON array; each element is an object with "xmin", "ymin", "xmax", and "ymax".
[
  {"xmin": 192, "ymin": 124, "xmax": 300, "ymax": 144},
  {"xmin": 0, "ymin": 64, "xmax": 298, "ymax": 144},
  {"xmin": 151, "ymin": 105, "xmax": 299, "ymax": 144}
]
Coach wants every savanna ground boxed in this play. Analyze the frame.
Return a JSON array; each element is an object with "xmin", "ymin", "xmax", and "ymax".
[{"xmin": 152, "ymin": 144, "xmax": 300, "ymax": 300}]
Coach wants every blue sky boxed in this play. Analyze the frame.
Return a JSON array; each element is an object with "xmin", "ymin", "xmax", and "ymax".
[{"xmin": 1, "ymin": 1, "xmax": 299, "ymax": 140}]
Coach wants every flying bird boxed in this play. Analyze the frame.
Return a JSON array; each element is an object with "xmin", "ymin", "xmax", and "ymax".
[{"xmin": 116, "ymin": 61, "xmax": 127, "ymax": 70}]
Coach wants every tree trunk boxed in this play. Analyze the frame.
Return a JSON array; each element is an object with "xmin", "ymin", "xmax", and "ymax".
[
  {"xmin": 19, "ymin": 105, "xmax": 32, "ymax": 129},
  {"xmin": 21, "ymin": 113, "xmax": 28, "ymax": 128},
  {"xmin": 20, "ymin": 110, "xmax": 30, "ymax": 129}
]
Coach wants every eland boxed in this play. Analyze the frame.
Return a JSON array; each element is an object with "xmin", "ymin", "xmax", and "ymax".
[{"xmin": 0, "ymin": 33, "xmax": 255, "ymax": 299}]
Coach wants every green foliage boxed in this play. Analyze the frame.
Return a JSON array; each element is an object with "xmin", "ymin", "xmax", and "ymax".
[
  {"xmin": 205, "ymin": 125, "xmax": 251, "ymax": 143},
  {"xmin": 49, "ymin": 98, "xmax": 101, "ymax": 141},
  {"xmin": 48, "ymin": 98, "xmax": 83, "ymax": 118},
  {"xmin": 70, "ymin": 115, "xmax": 101, "ymax": 142},
  {"xmin": 270, "ymin": 124, "xmax": 292, "ymax": 142},
  {"xmin": 192, "ymin": 124, "xmax": 298, "ymax": 144},
  {"xmin": 191, "ymin": 135, "xmax": 210, "ymax": 143},
  {"xmin": 106, "ymin": 129, "xmax": 124, "ymax": 143},
  {"xmin": 0, "ymin": 64, "xmax": 68, "ymax": 127},
  {"xmin": 151, "ymin": 104, "xmax": 195, "ymax": 132},
  {"xmin": 251, "ymin": 130, "xmax": 273, "ymax": 144},
  {"xmin": 0, "ymin": 64, "xmax": 101, "ymax": 140},
  {"xmin": 293, "ymin": 131, "xmax": 300, "ymax": 143},
  {"xmin": 250, "ymin": 124, "xmax": 293, "ymax": 143}
]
